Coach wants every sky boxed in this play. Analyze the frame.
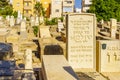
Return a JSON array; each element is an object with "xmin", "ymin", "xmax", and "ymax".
[{"xmin": 75, "ymin": 0, "xmax": 82, "ymax": 8}]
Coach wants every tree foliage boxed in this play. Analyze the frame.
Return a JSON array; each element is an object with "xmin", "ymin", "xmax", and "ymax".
[
  {"xmin": 88, "ymin": 0, "xmax": 120, "ymax": 21},
  {"xmin": 34, "ymin": 2, "xmax": 45, "ymax": 17},
  {"xmin": 12, "ymin": 11, "xmax": 18, "ymax": 18},
  {"xmin": 0, "ymin": 0, "xmax": 8, "ymax": 8},
  {"xmin": 33, "ymin": 26, "xmax": 39, "ymax": 36},
  {"xmin": 0, "ymin": 0, "xmax": 13, "ymax": 16},
  {"xmin": 45, "ymin": 18, "xmax": 58, "ymax": 25}
]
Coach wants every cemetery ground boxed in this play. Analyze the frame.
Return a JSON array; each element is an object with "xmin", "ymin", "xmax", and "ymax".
[{"xmin": 0, "ymin": 13, "xmax": 120, "ymax": 80}]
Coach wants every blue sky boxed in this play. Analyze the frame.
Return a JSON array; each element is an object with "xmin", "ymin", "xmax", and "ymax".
[{"xmin": 75, "ymin": 0, "xmax": 81, "ymax": 8}]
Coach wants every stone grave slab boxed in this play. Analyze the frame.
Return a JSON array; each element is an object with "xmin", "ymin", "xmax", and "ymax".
[
  {"xmin": 96, "ymin": 40, "xmax": 120, "ymax": 72},
  {"xmin": 42, "ymin": 55, "xmax": 79, "ymax": 80},
  {"xmin": 40, "ymin": 26, "xmax": 51, "ymax": 38},
  {"xmin": 25, "ymin": 49, "xmax": 33, "ymax": 70}
]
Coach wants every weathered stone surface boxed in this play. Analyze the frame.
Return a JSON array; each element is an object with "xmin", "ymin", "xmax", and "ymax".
[
  {"xmin": 67, "ymin": 13, "xmax": 96, "ymax": 69},
  {"xmin": 96, "ymin": 40, "xmax": 120, "ymax": 72},
  {"xmin": 42, "ymin": 55, "xmax": 79, "ymax": 80}
]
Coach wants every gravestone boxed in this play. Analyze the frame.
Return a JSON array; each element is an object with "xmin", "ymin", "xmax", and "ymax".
[
  {"xmin": 30, "ymin": 17, "xmax": 35, "ymax": 27},
  {"xmin": 17, "ymin": 10, "xmax": 21, "ymax": 18},
  {"xmin": 20, "ymin": 20, "xmax": 27, "ymax": 39},
  {"xmin": 67, "ymin": 13, "xmax": 96, "ymax": 69},
  {"xmin": 16, "ymin": 11, "xmax": 22, "ymax": 24},
  {"xmin": 57, "ymin": 21, "xmax": 64, "ymax": 32},
  {"xmin": 42, "ymin": 55, "xmax": 79, "ymax": 80},
  {"xmin": 40, "ymin": 16, "xmax": 44, "ymax": 23},
  {"xmin": 24, "ymin": 17, "xmax": 26, "ymax": 21},
  {"xmin": 25, "ymin": 49, "xmax": 32, "ymax": 70},
  {"xmin": 6, "ymin": 15, "xmax": 10, "ymax": 22},
  {"xmin": 0, "ymin": 16, "xmax": 3, "ymax": 21},
  {"xmin": 40, "ymin": 26, "xmax": 51, "ymax": 38},
  {"xmin": 96, "ymin": 40, "xmax": 120, "ymax": 72},
  {"xmin": 110, "ymin": 18, "xmax": 117, "ymax": 39},
  {"xmin": 20, "ymin": 14, "xmax": 23, "ymax": 20},
  {"xmin": 10, "ymin": 16, "xmax": 15, "ymax": 27},
  {"xmin": 16, "ymin": 18, "xmax": 21, "ymax": 24},
  {"xmin": 35, "ymin": 16, "xmax": 39, "ymax": 26},
  {"xmin": 6, "ymin": 16, "xmax": 10, "ymax": 26}
]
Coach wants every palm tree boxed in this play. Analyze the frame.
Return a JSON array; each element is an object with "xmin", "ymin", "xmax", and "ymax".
[{"xmin": 34, "ymin": 2, "xmax": 45, "ymax": 17}]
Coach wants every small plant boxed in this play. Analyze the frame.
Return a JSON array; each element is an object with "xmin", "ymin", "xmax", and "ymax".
[
  {"xmin": 59, "ymin": 16, "xmax": 64, "ymax": 22},
  {"xmin": 33, "ymin": 26, "xmax": 39, "ymax": 36},
  {"xmin": 45, "ymin": 18, "xmax": 58, "ymax": 25},
  {"xmin": 26, "ymin": 17, "xmax": 30, "ymax": 21},
  {"xmin": 12, "ymin": 11, "xmax": 18, "ymax": 18}
]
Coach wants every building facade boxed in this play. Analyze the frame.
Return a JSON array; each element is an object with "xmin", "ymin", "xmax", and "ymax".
[
  {"xmin": 13, "ymin": 0, "xmax": 36, "ymax": 17},
  {"xmin": 40, "ymin": 0, "xmax": 51, "ymax": 17},
  {"xmin": 13, "ymin": 0, "xmax": 75, "ymax": 18},
  {"xmin": 63, "ymin": 0, "xmax": 74, "ymax": 13},
  {"xmin": 82, "ymin": 0, "xmax": 92, "ymax": 12},
  {"xmin": 13, "ymin": 0, "xmax": 24, "ymax": 14},
  {"xmin": 50, "ymin": 0, "xmax": 62, "ymax": 18},
  {"xmin": 50, "ymin": 0, "xmax": 74, "ymax": 18}
]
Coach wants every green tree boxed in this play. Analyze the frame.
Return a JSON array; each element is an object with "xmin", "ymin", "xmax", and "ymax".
[
  {"xmin": 115, "ymin": 0, "xmax": 120, "ymax": 4},
  {"xmin": 1, "ymin": 5, "xmax": 13, "ymax": 15},
  {"xmin": 0, "ymin": 0, "xmax": 8, "ymax": 8},
  {"xmin": 12, "ymin": 11, "xmax": 18, "ymax": 18},
  {"xmin": 34, "ymin": 2, "xmax": 45, "ymax": 17},
  {"xmin": 45, "ymin": 18, "xmax": 58, "ymax": 25},
  {"xmin": 88, "ymin": 0, "xmax": 120, "ymax": 21},
  {"xmin": 0, "ymin": 0, "xmax": 13, "ymax": 16}
]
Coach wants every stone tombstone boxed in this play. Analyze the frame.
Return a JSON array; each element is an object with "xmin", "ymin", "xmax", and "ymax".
[
  {"xmin": 16, "ymin": 18, "xmax": 21, "ymax": 24},
  {"xmin": 110, "ymin": 18, "xmax": 117, "ymax": 38},
  {"xmin": 20, "ymin": 20, "xmax": 27, "ymax": 39},
  {"xmin": 101, "ymin": 19, "xmax": 104, "ymax": 24},
  {"xmin": 6, "ymin": 15, "xmax": 10, "ymax": 22},
  {"xmin": 17, "ymin": 10, "xmax": 21, "ymax": 18},
  {"xmin": 35, "ymin": 16, "xmax": 39, "ymax": 26},
  {"xmin": 67, "ymin": 13, "xmax": 96, "ymax": 69},
  {"xmin": 40, "ymin": 26, "xmax": 51, "ymax": 38},
  {"xmin": 30, "ymin": 16, "xmax": 35, "ymax": 27},
  {"xmin": 25, "ymin": 49, "xmax": 32, "ymax": 70},
  {"xmin": 16, "ymin": 11, "xmax": 22, "ymax": 24},
  {"xmin": 96, "ymin": 40, "xmax": 120, "ymax": 72},
  {"xmin": 40, "ymin": 16, "xmax": 44, "ymax": 23},
  {"xmin": 20, "ymin": 14, "xmax": 23, "ymax": 20},
  {"xmin": 0, "ymin": 16, "xmax": 3, "ymax": 21},
  {"xmin": 20, "ymin": 20, "xmax": 26, "ymax": 32},
  {"xmin": 10, "ymin": 16, "xmax": 15, "ymax": 27},
  {"xmin": 42, "ymin": 55, "xmax": 79, "ymax": 80},
  {"xmin": 24, "ymin": 17, "xmax": 26, "ymax": 21},
  {"xmin": 58, "ymin": 21, "xmax": 64, "ymax": 32}
]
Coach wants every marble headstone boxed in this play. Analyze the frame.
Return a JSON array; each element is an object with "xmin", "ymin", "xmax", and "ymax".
[
  {"xmin": 30, "ymin": 17, "xmax": 35, "ymax": 27},
  {"xmin": 35, "ymin": 16, "xmax": 39, "ymax": 26},
  {"xmin": 25, "ymin": 49, "xmax": 32, "ymax": 70},
  {"xmin": 67, "ymin": 13, "xmax": 96, "ymax": 69},
  {"xmin": 96, "ymin": 40, "xmax": 120, "ymax": 72},
  {"xmin": 10, "ymin": 16, "xmax": 15, "ymax": 27},
  {"xmin": 20, "ymin": 20, "xmax": 27, "ymax": 39},
  {"xmin": 57, "ymin": 21, "xmax": 64, "ymax": 32},
  {"xmin": 110, "ymin": 18, "xmax": 117, "ymax": 39}
]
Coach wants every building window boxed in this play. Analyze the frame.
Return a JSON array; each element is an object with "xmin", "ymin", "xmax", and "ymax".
[
  {"xmin": 26, "ymin": 10, "xmax": 29, "ymax": 13},
  {"xmin": 67, "ymin": 1, "xmax": 72, "ymax": 4},
  {"xmin": 63, "ymin": 7, "xmax": 72, "ymax": 12},
  {"xmin": 64, "ymin": 1, "xmax": 72, "ymax": 4},
  {"xmin": 54, "ymin": 1, "xmax": 61, "ymax": 4},
  {"xmin": 55, "ymin": 9, "xmax": 59, "ymax": 12},
  {"xmin": 27, "ymin": 2, "xmax": 29, "ymax": 6},
  {"xmin": 25, "ymin": 2, "xmax": 29, "ymax": 6}
]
